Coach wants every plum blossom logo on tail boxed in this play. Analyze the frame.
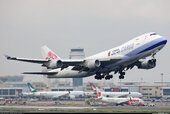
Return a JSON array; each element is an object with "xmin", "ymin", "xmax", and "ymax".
[{"xmin": 46, "ymin": 51, "xmax": 57, "ymax": 60}]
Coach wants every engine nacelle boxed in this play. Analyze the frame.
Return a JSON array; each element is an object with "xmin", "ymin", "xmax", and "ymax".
[
  {"xmin": 138, "ymin": 59, "xmax": 156, "ymax": 69},
  {"xmin": 47, "ymin": 60, "xmax": 63, "ymax": 68},
  {"xmin": 84, "ymin": 60, "xmax": 101, "ymax": 69},
  {"xmin": 69, "ymin": 95, "xmax": 76, "ymax": 100}
]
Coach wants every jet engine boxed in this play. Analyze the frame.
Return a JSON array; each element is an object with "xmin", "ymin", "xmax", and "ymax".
[
  {"xmin": 47, "ymin": 60, "xmax": 63, "ymax": 68},
  {"xmin": 84, "ymin": 60, "xmax": 101, "ymax": 69},
  {"xmin": 138, "ymin": 59, "xmax": 156, "ymax": 69}
]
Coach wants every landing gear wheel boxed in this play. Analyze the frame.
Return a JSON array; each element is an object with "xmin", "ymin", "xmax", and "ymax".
[
  {"xmin": 119, "ymin": 75, "xmax": 124, "ymax": 79},
  {"xmin": 119, "ymin": 71, "xmax": 125, "ymax": 79},
  {"xmin": 101, "ymin": 75, "xmax": 104, "ymax": 79},
  {"xmin": 105, "ymin": 75, "xmax": 113, "ymax": 80},
  {"xmin": 105, "ymin": 76, "xmax": 109, "ymax": 80},
  {"xmin": 94, "ymin": 73, "xmax": 104, "ymax": 80},
  {"xmin": 110, "ymin": 75, "xmax": 113, "ymax": 78},
  {"xmin": 95, "ymin": 75, "xmax": 98, "ymax": 79}
]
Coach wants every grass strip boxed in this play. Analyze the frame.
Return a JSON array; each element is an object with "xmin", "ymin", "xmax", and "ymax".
[{"xmin": 0, "ymin": 108, "xmax": 170, "ymax": 113}]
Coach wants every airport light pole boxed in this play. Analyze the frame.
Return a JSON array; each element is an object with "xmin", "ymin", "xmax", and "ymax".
[{"xmin": 161, "ymin": 73, "xmax": 164, "ymax": 87}]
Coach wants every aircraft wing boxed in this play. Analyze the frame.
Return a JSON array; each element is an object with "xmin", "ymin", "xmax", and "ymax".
[
  {"xmin": 71, "ymin": 56, "xmax": 122, "ymax": 71},
  {"xmin": 5, "ymin": 54, "xmax": 122, "ymax": 71},
  {"xmin": 5, "ymin": 55, "xmax": 49, "ymax": 64},
  {"xmin": 62, "ymin": 55, "xmax": 122, "ymax": 66},
  {"xmin": 5, "ymin": 55, "xmax": 84, "ymax": 65},
  {"xmin": 98, "ymin": 56, "xmax": 122, "ymax": 66},
  {"xmin": 62, "ymin": 59, "xmax": 84, "ymax": 66}
]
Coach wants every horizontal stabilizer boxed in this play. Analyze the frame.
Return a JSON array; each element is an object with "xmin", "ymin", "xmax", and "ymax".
[{"xmin": 23, "ymin": 72, "xmax": 58, "ymax": 75}]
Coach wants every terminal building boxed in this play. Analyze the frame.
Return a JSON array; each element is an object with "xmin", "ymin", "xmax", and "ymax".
[
  {"xmin": 0, "ymin": 88, "xmax": 22, "ymax": 98},
  {"xmin": 162, "ymin": 87, "xmax": 170, "ymax": 98},
  {"xmin": 0, "ymin": 75, "xmax": 170, "ymax": 99},
  {"xmin": 0, "ymin": 76, "xmax": 26, "ymax": 98}
]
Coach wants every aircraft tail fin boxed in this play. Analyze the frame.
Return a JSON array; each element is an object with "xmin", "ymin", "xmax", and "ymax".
[
  {"xmin": 128, "ymin": 97, "xmax": 133, "ymax": 105},
  {"xmin": 27, "ymin": 83, "xmax": 37, "ymax": 92},
  {"xmin": 90, "ymin": 83, "xmax": 97, "ymax": 92},
  {"xmin": 90, "ymin": 83, "xmax": 103, "ymax": 98},
  {"xmin": 41, "ymin": 45, "xmax": 61, "ymax": 60},
  {"xmin": 97, "ymin": 91, "xmax": 102, "ymax": 98},
  {"xmin": 96, "ymin": 87, "xmax": 103, "ymax": 98}
]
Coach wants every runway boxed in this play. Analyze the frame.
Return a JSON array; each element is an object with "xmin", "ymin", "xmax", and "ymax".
[{"xmin": 0, "ymin": 105, "xmax": 96, "ymax": 110}]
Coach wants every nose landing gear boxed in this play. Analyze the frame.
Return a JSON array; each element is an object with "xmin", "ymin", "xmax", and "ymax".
[{"xmin": 94, "ymin": 69, "xmax": 126, "ymax": 80}]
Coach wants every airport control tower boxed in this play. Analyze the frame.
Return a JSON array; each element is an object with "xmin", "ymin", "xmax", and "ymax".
[{"xmin": 69, "ymin": 48, "xmax": 85, "ymax": 91}]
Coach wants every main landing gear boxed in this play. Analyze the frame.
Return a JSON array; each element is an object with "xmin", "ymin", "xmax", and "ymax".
[
  {"xmin": 94, "ymin": 73, "xmax": 104, "ymax": 80},
  {"xmin": 94, "ymin": 70, "xmax": 126, "ymax": 80},
  {"xmin": 94, "ymin": 73, "xmax": 113, "ymax": 80},
  {"xmin": 119, "ymin": 71, "xmax": 125, "ymax": 79},
  {"xmin": 105, "ymin": 74, "xmax": 113, "ymax": 80}
]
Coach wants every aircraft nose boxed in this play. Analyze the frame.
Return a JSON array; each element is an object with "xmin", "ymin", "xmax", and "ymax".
[{"xmin": 161, "ymin": 37, "xmax": 167, "ymax": 44}]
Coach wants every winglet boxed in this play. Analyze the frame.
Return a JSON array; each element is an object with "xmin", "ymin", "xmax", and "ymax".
[
  {"xmin": 128, "ymin": 97, "xmax": 133, "ymax": 105},
  {"xmin": 4, "ymin": 55, "xmax": 11, "ymax": 60}
]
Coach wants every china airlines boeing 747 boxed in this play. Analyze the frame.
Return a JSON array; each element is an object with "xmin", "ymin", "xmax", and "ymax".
[{"xmin": 5, "ymin": 32, "xmax": 167, "ymax": 80}]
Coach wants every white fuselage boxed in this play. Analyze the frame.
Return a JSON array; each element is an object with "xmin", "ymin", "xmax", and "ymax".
[
  {"xmin": 68, "ymin": 91, "xmax": 94, "ymax": 98},
  {"xmin": 30, "ymin": 90, "xmax": 94, "ymax": 99},
  {"xmin": 31, "ymin": 91, "xmax": 69, "ymax": 98},
  {"xmin": 99, "ymin": 97, "xmax": 144, "ymax": 105},
  {"xmin": 100, "ymin": 92, "xmax": 142, "ymax": 98},
  {"xmin": 46, "ymin": 33, "xmax": 167, "ymax": 78}
]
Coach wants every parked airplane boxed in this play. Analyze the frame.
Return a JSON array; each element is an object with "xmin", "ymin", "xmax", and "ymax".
[
  {"xmin": 5, "ymin": 32, "xmax": 167, "ymax": 80},
  {"xmin": 25, "ymin": 83, "xmax": 69, "ymax": 99},
  {"xmin": 90, "ymin": 83, "xmax": 143, "ymax": 98},
  {"xmin": 95, "ymin": 87, "xmax": 144, "ymax": 106},
  {"xmin": 22, "ymin": 91, "xmax": 33, "ymax": 97},
  {"xmin": 68, "ymin": 91, "xmax": 93, "ymax": 99},
  {"xmin": 25, "ymin": 83, "xmax": 93, "ymax": 99}
]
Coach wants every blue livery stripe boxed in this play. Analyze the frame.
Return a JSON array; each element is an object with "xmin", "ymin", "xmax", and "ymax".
[
  {"xmin": 137, "ymin": 40, "xmax": 167, "ymax": 55},
  {"xmin": 125, "ymin": 37, "xmax": 167, "ymax": 57}
]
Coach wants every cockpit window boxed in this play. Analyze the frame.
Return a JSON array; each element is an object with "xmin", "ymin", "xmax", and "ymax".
[{"xmin": 150, "ymin": 33, "xmax": 157, "ymax": 36}]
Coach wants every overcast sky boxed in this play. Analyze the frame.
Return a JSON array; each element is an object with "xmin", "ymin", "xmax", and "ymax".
[{"xmin": 0, "ymin": 0, "xmax": 170, "ymax": 84}]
